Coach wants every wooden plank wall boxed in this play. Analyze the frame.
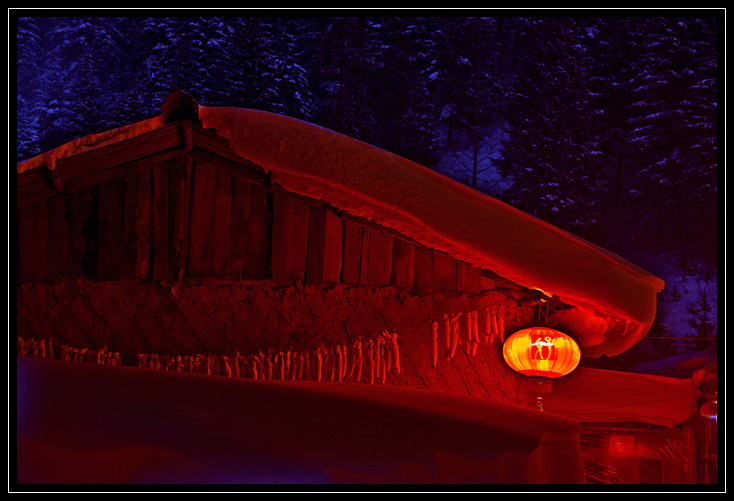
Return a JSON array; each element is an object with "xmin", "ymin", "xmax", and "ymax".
[
  {"xmin": 267, "ymin": 189, "xmax": 483, "ymax": 293},
  {"xmin": 17, "ymin": 157, "xmax": 485, "ymax": 294},
  {"xmin": 187, "ymin": 161, "xmax": 272, "ymax": 281}
]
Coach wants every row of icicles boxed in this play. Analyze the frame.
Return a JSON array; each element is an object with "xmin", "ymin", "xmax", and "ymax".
[
  {"xmin": 431, "ymin": 304, "xmax": 506, "ymax": 368},
  {"xmin": 16, "ymin": 337, "xmax": 121, "ymax": 365},
  {"xmin": 133, "ymin": 331, "xmax": 402, "ymax": 384},
  {"xmin": 16, "ymin": 302, "xmax": 506, "ymax": 381},
  {"xmin": 16, "ymin": 332, "xmax": 402, "ymax": 386}
]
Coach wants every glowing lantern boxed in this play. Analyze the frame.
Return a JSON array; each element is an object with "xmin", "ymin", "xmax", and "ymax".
[{"xmin": 502, "ymin": 327, "xmax": 581, "ymax": 379}]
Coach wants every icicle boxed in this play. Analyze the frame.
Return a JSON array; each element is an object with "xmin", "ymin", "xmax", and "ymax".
[
  {"xmin": 384, "ymin": 333, "xmax": 392, "ymax": 373},
  {"xmin": 297, "ymin": 351, "xmax": 305, "ymax": 380},
  {"xmin": 136, "ymin": 353, "xmax": 146, "ymax": 368},
  {"xmin": 443, "ymin": 313, "xmax": 451, "ymax": 353},
  {"xmin": 316, "ymin": 347, "xmax": 323, "ymax": 382},
  {"xmin": 449, "ymin": 314, "xmax": 460, "ymax": 359},
  {"xmin": 336, "ymin": 345, "xmax": 343, "ymax": 382},
  {"xmin": 232, "ymin": 352, "xmax": 240, "ymax": 378},
  {"xmin": 328, "ymin": 346, "xmax": 336, "ymax": 382},
  {"xmin": 367, "ymin": 340, "xmax": 375, "ymax": 385},
  {"xmin": 465, "ymin": 312, "xmax": 473, "ymax": 348},
  {"xmin": 277, "ymin": 352, "xmax": 284, "ymax": 380},
  {"xmin": 390, "ymin": 332, "xmax": 401, "ymax": 375},
  {"xmin": 304, "ymin": 351, "xmax": 311, "ymax": 381},
  {"xmin": 251, "ymin": 356, "xmax": 259, "ymax": 380},
  {"xmin": 498, "ymin": 304, "xmax": 506, "ymax": 343},
  {"xmin": 45, "ymin": 338, "xmax": 55, "ymax": 358},
  {"xmin": 285, "ymin": 350, "xmax": 292, "ymax": 379},
  {"xmin": 355, "ymin": 339, "xmax": 363, "ymax": 383},
  {"xmin": 221, "ymin": 356, "xmax": 232, "ymax": 377},
  {"xmin": 17, "ymin": 337, "xmax": 25, "ymax": 357},
  {"xmin": 37, "ymin": 339, "xmax": 47, "ymax": 359},
  {"xmin": 375, "ymin": 337, "xmax": 382, "ymax": 382},
  {"xmin": 490, "ymin": 304, "xmax": 499, "ymax": 343},
  {"xmin": 471, "ymin": 311, "xmax": 479, "ymax": 356},
  {"xmin": 432, "ymin": 321, "xmax": 439, "ymax": 368},
  {"xmin": 290, "ymin": 351, "xmax": 298, "ymax": 380},
  {"xmin": 47, "ymin": 339, "xmax": 56, "ymax": 358},
  {"xmin": 483, "ymin": 306, "xmax": 491, "ymax": 344},
  {"xmin": 380, "ymin": 339, "xmax": 387, "ymax": 383},
  {"xmin": 345, "ymin": 344, "xmax": 356, "ymax": 381}
]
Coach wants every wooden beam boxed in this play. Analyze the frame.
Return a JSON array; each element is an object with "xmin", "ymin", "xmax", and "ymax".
[
  {"xmin": 390, "ymin": 237, "xmax": 415, "ymax": 288},
  {"xmin": 366, "ymin": 228, "xmax": 393, "ymax": 286},
  {"xmin": 322, "ymin": 210, "xmax": 343, "ymax": 283},
  {"xmin": 243, "ymin": 183, "xmax": 270, "ymax": 280},
  {"xmin": 121, "ymin": 174, "xmax": 139, "ymax": 281},
  {"xmin": 433, "ymin": 250, "xmax": 457, "ymax": 291},
  {"xmin": 187, "ymin": 162, "xmax": 216, "ymax": 278},
  {"xmin": 211, "ymin": 169, "xmax": 233, "ymax": 279},
  {"xmin": 136, "ymin": 166, "xmax": 154, "ymax": 280},
  {"xmin": 151, "ymin": 162, "xmax": 170, "ymax": 281},
  {"xmin": 414, "ymin": 245, "xmax": 434, "ymax": 291},
  {"xmin": 456, "ymin": 260, "xmax": 481, "ymax": 293},
  {"xmin": 231, "ymin": 176, "xmax": 252, "ymax": 280},
  {"xmin": 17, "ymin": 200, "xmax": 48, "ymax": 282},
  {"xmin": 306, "ymin": 205, "xmax": 327, "ymax": 285},
  {"xmin": 341, "ymin": 220, "xmax": 363, "ymax": 284},
  {"xmin": 97, "ymin": 179, "xmax": 125, "ymax": 281}
]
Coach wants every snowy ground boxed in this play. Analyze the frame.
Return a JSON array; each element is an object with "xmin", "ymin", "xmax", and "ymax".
[{"xmin": 15, "ymin": 357, "xmax": 585, "ymax": 486}]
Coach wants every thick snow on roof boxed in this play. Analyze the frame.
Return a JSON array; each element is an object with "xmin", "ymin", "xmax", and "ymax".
[
  {"xmin": 198, "ymin": 107, "xmax": 665, "ymax": 356},
  {"xmin": 16, "ymin": 357, "xmax": 585, "ymax": 484}
]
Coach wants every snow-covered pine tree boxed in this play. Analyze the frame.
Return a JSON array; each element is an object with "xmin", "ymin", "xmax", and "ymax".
[
  {"xmin": 370, "ymin": 17, "xmax": 442, "ymax": 166},
  {"xmin": 300, "ymin": 17, "xmax": 385, "ymax": 145},
  {"xmin": 495, "ymin": 17, "xmax": 607, "ymax": 234},
  {"xmin": 626, "ymin": 17, "xmax": 718, "ymax": 269},
  {"xmin": 39, "ymin": 17, "xmax": 128, "ymax": 147},
  {"xmin": 16, "ymin": 16, "xmax": 43, "ymax": 161}
]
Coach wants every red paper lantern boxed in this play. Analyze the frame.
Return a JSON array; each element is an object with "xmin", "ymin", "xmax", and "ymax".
[{"xmin": 502, "ymin": 327, "xmax": 581, "ymax": 379}]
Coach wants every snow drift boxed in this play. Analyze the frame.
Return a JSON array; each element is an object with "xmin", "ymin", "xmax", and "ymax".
[{"xmin": 16, "ymin": 357, "xmax": 585, "ymax": 485}]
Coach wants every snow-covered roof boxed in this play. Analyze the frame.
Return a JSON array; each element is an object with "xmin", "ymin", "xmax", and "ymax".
[{"xmin": 17, "ymin": 105, "xmax": 665, "ymax": 358}]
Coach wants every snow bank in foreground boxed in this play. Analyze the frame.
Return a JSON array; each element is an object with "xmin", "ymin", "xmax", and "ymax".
[{"xmin": 16, "ymin": 358, "xmax": 584, "ymax": 485}]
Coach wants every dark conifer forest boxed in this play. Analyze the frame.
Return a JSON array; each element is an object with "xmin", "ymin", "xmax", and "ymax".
[{"xmin": 14, "ymin": 14, "xmax": 719, "ymax": 367}]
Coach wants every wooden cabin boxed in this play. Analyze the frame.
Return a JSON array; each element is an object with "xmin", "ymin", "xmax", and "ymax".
[{"xmin": 15, "ymin": 91, "xmax": 664, "ymax": 409}]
